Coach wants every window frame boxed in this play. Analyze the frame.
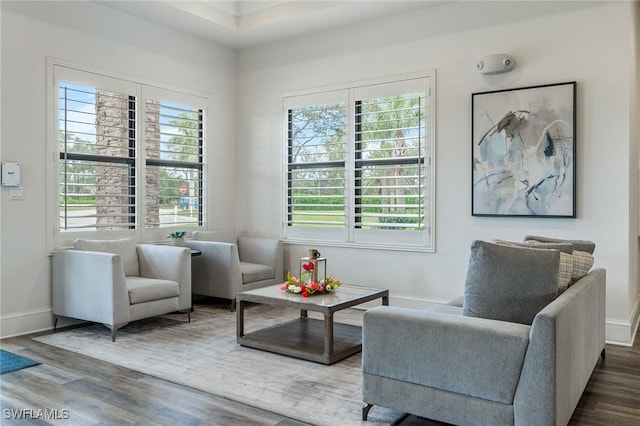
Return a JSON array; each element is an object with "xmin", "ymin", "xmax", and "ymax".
[
  {"xmin": 47, "ymin": 59, "xmax": 209, "ymax": 250},
  {"xmin": 282, "ymin": 72, "xmax": 436, "ymax": 252}
]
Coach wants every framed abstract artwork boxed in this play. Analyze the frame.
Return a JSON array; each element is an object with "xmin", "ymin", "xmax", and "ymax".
[{"xmin": 472, "ymin": 81, "xmax": 576, "ymax": 217}]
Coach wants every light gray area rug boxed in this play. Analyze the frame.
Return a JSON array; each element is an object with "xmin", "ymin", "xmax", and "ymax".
[{"xmin": 35, "ymin": 303, "xmax": 407, "ymax": 426}]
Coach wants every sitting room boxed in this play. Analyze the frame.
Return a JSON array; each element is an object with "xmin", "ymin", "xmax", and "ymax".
[{"xmin": 1, "ymin": 1, "xmax": 639, "ymax": 425}]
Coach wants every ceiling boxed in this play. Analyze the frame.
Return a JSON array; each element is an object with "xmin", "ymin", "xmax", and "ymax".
[{"xmin": 96, "ymin": 0, "xmax": 447, "ymax": 49}]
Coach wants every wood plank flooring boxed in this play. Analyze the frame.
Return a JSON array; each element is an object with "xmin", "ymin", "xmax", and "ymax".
[{"xmin": 1, "ymin": 308, "xmax": 638, "ymax": 425}]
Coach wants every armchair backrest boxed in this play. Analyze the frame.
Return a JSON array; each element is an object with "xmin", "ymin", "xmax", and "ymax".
[
  {"xmin": 192, "ymin": 230, "xmax": 236, "ymax": 244},
  {"xmin": 192, "ymin": 231, "xmax": 283, "ymax": 280},
  {"xmin": 73, "ymin": 238, "xmax": 139, "ymax": 276}
]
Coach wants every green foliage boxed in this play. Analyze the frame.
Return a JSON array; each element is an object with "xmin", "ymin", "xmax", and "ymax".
[
  {"xmin": 291, "ymin": 195, "xmax": 345, "ymax": 211},
  {"xmin": 59, "ymin": 196, "xmax": 95, "ymax": 205}
]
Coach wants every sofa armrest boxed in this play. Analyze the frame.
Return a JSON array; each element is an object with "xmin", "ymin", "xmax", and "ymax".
[
  {"xmin": 52, "ymin": 250, "xmax": 130, "ymax": 326},
  {"xmin": 136, "ymin": 244, "xmax": 191, "ymax": 311},
  {"xmin": 237, "ymin": 237, "xmax": 283, "ymax": 282},
  {"xmin": 514, "ymin": 268, "xmax": 606, "ymax": 426},
  {"xmin": 363, "ymin": 306, "xmax": 530, "ymax": 404},
  {"xmin": 186, "ymin": 240, "xmax": 243, "ymax": 300}
]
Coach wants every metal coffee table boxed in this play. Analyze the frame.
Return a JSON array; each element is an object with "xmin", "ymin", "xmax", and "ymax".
[{"xmin": 236, "ymin": 284, "xmax": 389, "ymax": 365}]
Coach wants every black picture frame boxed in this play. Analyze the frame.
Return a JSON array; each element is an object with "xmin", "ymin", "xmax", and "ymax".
[{"xmin": 472, "ymin": 81, "xmax": 576, "ymax": 217}]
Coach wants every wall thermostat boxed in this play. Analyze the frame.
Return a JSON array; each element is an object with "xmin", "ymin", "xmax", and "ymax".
[
  {"xmin": 2, "ymin": 162, "xmax": 21, "ymax": 187},
  {"xmin": 476, "ymin": 54, "xmax": 515, "ymax": 75}
]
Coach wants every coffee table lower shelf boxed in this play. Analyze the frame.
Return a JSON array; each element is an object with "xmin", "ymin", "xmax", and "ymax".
[{"xmin": 238, "ymin": 317, "xmax": 362, "ymax": 365}]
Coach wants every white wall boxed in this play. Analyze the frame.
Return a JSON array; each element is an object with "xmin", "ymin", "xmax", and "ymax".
[
  {"xmin": 631, "ymin": 0, "xmax": 640, "ymax": 341},
  {"xmin": 237, "ymin": 1, "xmax": 640, "ymax": 344},
  {"xmin": 0, "ymin": 1, "xmax": 236, "ymax": 337}
]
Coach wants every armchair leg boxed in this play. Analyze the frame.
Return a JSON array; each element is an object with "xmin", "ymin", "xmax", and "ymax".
[
  {"xmin": 53, "ymin": 316, "xmax": 58, "ymax": 332},
  {"xmin": 106, "ymin": 323, "xmax": 127, "ymax": 342},
  {"xmin": 229, "ymin": 299, "xmax": 236, "ymax": 312},
  {"xmin": 601, "ymin": 348, "xmax": 606, "ymax": 360},
  {"xmin": 178, "ymin": 309, "xmax": 192, "ymax": 323},
  {"xmin": 362, "ymin": 403, "xmax": 374, "ymax": 421}
]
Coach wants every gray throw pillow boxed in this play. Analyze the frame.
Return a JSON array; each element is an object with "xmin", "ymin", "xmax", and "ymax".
[
  {"xmin": 463, "ymin": 240, "xmax": 560, "ymax": 325},
  {"xmin": 524, "ymin": 235, "xmax": 595, "ymax": 254},
  {"xmin": 493, "ymin": 240, "xmax": 574, "ymax": 293}
]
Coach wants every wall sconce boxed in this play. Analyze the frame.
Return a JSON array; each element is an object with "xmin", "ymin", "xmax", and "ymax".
[{"xmin": 476, "ymin": 54, "xmax": 515, "ymax": 75}]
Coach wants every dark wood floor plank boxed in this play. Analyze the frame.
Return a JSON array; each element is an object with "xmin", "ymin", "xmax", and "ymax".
[{"xmin": 1, "ymin": 331, "xmax": 309, "ymax": 426}]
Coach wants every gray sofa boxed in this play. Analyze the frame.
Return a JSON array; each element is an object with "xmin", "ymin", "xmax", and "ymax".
[{"xmin": 362, "ymin": 241, "xmax": 605, "ymax": 426}]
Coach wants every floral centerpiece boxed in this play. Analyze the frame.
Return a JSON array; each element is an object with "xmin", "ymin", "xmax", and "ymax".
[{"xmin": 281, "ymin": 262, "xmax": 341, "ymax": 297}]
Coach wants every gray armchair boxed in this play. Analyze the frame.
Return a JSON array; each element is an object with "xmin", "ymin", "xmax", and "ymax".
[
  {"xmin": 186, "ymin": 230, "xmax": 283, "ymax": 310},
  {"xmin": 52, "ymin": 238, "xmax": 191, "ymax": 341}
]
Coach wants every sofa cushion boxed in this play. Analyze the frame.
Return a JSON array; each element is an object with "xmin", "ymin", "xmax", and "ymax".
[
  {"xmin": 556, "ymin": 252, "xmax": 574, "ymax": 294},
  {"xmin": 520, "ymin": 239, "xmax": 594, "ymax": 285},
  {"xmin": 74, "ymin": 238, "xmax": 139, "ymax": 277},
  {"xmin": 524, "ymin": 235, "xmax": 595, "ymax": 254},
  {"xmin": 240, "ymin": 262, "xmax": 274, "ymax": 284},
  {"xmin": 126, "ymin": 277, "xmax": 179, "ymax": 304},
  {"xmin": 493, "ymin": 240, "xmax": 573, "ymax": 294},
  {"xmin": 571, "ymin": 250, "xmax": 594, "ymax": 282},
  {"xmin": 192, "ymin": 230, "xmax": 236, "ymax": 244},
  {"xmin": 463, "ymin": 240, "xmax": 559, "ymax": 325}
]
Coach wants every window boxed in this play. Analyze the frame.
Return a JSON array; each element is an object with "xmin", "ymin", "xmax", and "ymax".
[
  {"xmin": 284, "ymin": 75, "xmax": 434, "ymax": 249},
  {"xmin": 50, "ymin": 63, "xmax": 207, "ymax": 247}
]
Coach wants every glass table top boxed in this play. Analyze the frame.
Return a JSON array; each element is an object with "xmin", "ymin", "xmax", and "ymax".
[{"xmin": 238, "ymin": 284, "xmax": 387, "ymax": 307}]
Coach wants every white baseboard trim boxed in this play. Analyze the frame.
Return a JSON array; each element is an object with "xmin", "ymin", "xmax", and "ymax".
[
  {"xmin": 605, "ymin": 320, "xmax": 635, "ymax": 347},
  {"xmin": 1, "ymin": 308, "xmax": 54, "ymax": 339},
  {"xmin": 606, "ymin": 295, "xmax": 640, "ymax": 347}
]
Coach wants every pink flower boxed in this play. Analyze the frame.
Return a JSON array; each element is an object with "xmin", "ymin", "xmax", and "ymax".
[
  {"xmin": 280, "ymin": 284, "xmax": 287, "ymax": 290},
  {"xmin": 302, "ymin": 290, "xmax": 309, "ymax": 297},
  {"xmin": 318, "ymin": 285, "xmax": 324, "ymax": 292},
  {"xmin": 310, "ymin": 282, "xmax": 318, "ymax": 290},
  {"xmin": 302, "ymin": 262, "xmax": 314, "ymax": 271}
]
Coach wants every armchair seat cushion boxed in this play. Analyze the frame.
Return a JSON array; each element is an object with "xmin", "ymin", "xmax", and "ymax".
[
  {"xmin": 240, "ymin": 262, "xmax": 275, "ymax": 284},
  {"xmin": 126, "ymin": 277, "xmax": 180, "ymax": 304}
]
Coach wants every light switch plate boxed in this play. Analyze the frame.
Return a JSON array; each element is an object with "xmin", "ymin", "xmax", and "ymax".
[{"xmin": 9, "ymin": 186, "xmax": 23, "ymax": 200}]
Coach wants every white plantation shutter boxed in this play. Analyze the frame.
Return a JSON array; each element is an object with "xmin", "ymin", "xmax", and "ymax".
[
  {"xmin": 285, "ymin": 91, "xmax": 348, "ymax": 241},
  {"xmin": 144, "ymin": 96, "xmax": 204, "ymax": 229},
  {"xmin": 58, "ymin": 78, "xmax": 137, "ymax": 231},
  {"xmin": 284, "ymin": 74, "xmax": 434, "ymax": 249},
  {"xmin": 353, "ymin": 79, "xmax": 429, "ymax": 246}
]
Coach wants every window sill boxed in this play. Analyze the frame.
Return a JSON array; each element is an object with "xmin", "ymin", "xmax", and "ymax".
[{"xmin": 282, "ymin": 238, "xmax": 434, "ymax": 253}]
